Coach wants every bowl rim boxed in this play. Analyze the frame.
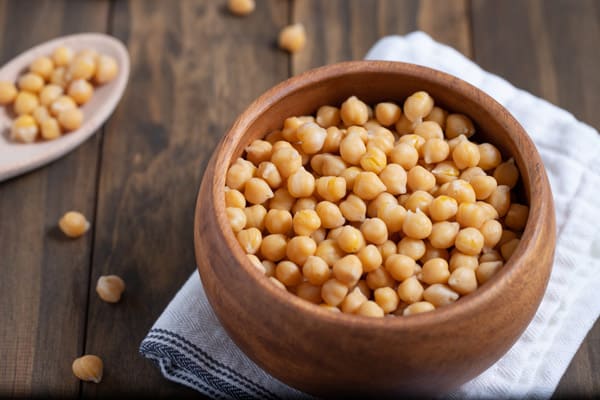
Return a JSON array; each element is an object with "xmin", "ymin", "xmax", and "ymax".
[{"xmin": 202, "ymin": 60, "xmax": 553, "ymax": 329}]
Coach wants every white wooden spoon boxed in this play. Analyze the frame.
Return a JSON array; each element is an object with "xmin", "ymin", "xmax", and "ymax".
[{"xmin": 0, "ymin": 33, "xmax": 130, "ymax": 182}]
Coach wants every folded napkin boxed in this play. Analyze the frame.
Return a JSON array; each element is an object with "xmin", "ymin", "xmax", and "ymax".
[{"xmin": 140, "ymin": 32, "xmax": 600, "ymax": 399}]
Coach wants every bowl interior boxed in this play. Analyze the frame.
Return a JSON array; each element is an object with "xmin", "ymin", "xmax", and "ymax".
[{"xmin": 212, "ymin": 61, "xmax": 544, "ymax": 324}]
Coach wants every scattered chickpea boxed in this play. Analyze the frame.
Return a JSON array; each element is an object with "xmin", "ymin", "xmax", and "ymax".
[
  {"xmin": 96, "ymin": 275, "xmax": 126, "ymax": 303},
  {"xmin": 59, "ymin": 211, "xmax": 90, "ymax": 238},
  {"xmin": 72, "ymin": 355, "xmax": 103, "ymax": 383},
  {"xmin": 228, "ymin": 0, "xmax": 255, "ymax": 15},
  {"xmin": 278, "ymin": 23, "xmax": 306, "ymax": 53}
]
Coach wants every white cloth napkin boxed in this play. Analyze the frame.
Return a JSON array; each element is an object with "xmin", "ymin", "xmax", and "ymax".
[{"xmin": 140, "ymin": 32, "xmax": 600, "ymax": 399}]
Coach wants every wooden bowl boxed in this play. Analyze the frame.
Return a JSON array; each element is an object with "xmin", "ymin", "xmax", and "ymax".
[{"xmin": 194, "ymin": 61, "xmax": 555, "ymax": 397}]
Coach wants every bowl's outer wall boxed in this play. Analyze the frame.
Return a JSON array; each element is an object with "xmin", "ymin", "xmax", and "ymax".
[{"xmin": 195, "ymin": 62, "xmax": 556, "ymax": 397}]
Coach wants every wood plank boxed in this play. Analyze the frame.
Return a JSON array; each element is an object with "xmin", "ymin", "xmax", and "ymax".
[
  {"xmin": 81, "ymin": 0, "xmax": 290, "ymax": 397},
  {"xmin": 471, "ymin": 0, "xmax": 600, "ymax": 397},
  {"xmin": 292, "ymin": 0, "xmax": 471, "ymax": 74},
  {"xmin": 0, "ymin": 0, "xmax": 110, "ymax": 397}
]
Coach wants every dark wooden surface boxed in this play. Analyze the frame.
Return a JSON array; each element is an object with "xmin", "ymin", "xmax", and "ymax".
[{"xmin": 0, "ymin": 0, "xmax": 597, "ymax": 397}]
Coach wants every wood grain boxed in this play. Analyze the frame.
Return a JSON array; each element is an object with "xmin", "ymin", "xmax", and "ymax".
[
  {"xmin": 0, "ymin": 0, "xmax": 109, "ymax": 397},
  {"xmin": 292, "ymin": 0, "xmax": 470, "ymax": 74},
  {"xmin": 81, "ymin": 0, "xmax": 289, "ymax": 397},
  {"xmin": 471, "ymin": 1, "xmax": 600, "ymax": 396}
]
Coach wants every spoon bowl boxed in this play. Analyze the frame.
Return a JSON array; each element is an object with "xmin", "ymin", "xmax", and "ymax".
[{"xmin": 0, "ymin": 33, "xmax": 130, "ymax": 182}]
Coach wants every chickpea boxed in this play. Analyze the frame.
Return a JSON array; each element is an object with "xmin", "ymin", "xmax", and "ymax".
[
  {"xmin": 498, "ymin": 229, "xmax": 518, "ymax": 248},
  {"xmin": 316, "ymin": 239, "xmax": 344, "ymax": 266},
  {"xmin": 316, "ymin": 105, "xmax": 341, "ymax": 128},
  {"xmin": 0, "ymin": 81, "xmax": 18, "ymax": 104},
  {"xmin": 449, "ymin": 251, "xmax": 479, "ymax": 272},
  {"xmin": 476, "ymin": 261, "xmax": 504, "ymax": 284},
  {"xmin": 367, "ymin": 129, "xmax": 395, "ymax": 155},
  {"xmin": 423, "ymin": 138, "xmax": 450, "ymax": 164},
  {"xmin": 244, "ymin": 177, "xmax": 274, "ymax": 204},
  {"xmin": 278, "ymin": 23, "xmax": 306, "ymax": 53},
  {"xmin": 403, "ymin": 301, "xmax": 435, "ymax": 316},
  {"xmin": 96, "ymin": 275, "xmax": 126, "ymax": 303},
  {"xmin": 385, "ymin": 254, "xmax": 416, "ymax": 282},
  {"xmin": 378, "ymin": 164, "xmax": 407, "ymax": 195},
  {"xmin": 486, "ymin": 185, "xmax": 511, "ymax": 217},
  {"xmin": 14, "ymin": 91, "xmax": 39, "ymax": 115},
  {"xmin": 479, "ymin": 249, "xmax": 503, "ymax": 263},
  {"xmin": 58, "ymin": 107, "xmax": 84, "ymax": 132},
  {"xmin": 341, "ymin": 287, "xmax": 368, "ymax": 314},
  {"xmin": 477, "ymin": 200, "xmax": 500, "ymax": 221},
  {"xmin": 493, "ymin": 158, "xmax": 519, "ymax": 188},
  {"xmin": 357, "ymin": 244, "xmax": 383, "ymax": 273},
  {"xmin": 504, "ymin": 204, "xmax": 529, "ymax": 231},
  {"xmin": 456, "ymin": 203, "xmax": 486, "ymax": 229},
  {"xmin": 340, "ymin": 95, "xmax": 369, "ymax": 126},
  {"xmin": 347, "ymin": 125, "xmax": 368, "ymax": 142},
  {"xmin": 59, "ymin": 211, "xmax": 90, "ymax": 238},
  {"xmin": 367, "ymin": 192, "xmax": 397, "ymax": 218},
  {"xmin": 378, "ymin": 240, "xmax": 398, "ymax": 263},
  {"xmin": 333, "ymin": 255, "xmax": 363, "ymax": 286},
  {"xmin": 50, "ymin": 95, "xmax": 77, "ymax": 117},
  {"xmin": 256, "ymin": 161, "xmax": 282, "ymax": 189},
  {"xmin": 420, "ymin": 241, "xmax": 449, "ymax": 263},
  {"xmin": 311, "ymin": 227, "xmax": 327, "ymax": 244},
  {"xmin": 425, "ymin": 106, "xmax": 448, "ymax": 129},
  {"xmin": 452, "ymin": 140, "xmax": 480, "ymax": 170},
  {"xmin": 445, "ymin": 113, "xmax": 475, "ymax": 139},
  {"xmin": 10, "ymin": 115, "xmax": 39, "ymax": 143},
  {"xmin": 321, "ymin": 279, "xmax": 349, "ymax": 306},
  {"xmin": 360, "ymin": 146, "xmax": 387, "ymax": 174},
  {"xmin": 429, "ymin": 221, "xmax": 460, "ymax": 249},
  {"xmin": 374, "ymin": 287, "xmax": 400, "ymax": 313},
  {"xmin": 32, "ymin": 106, "xmax": 51, "ymax": 124},
  {"xmin": 287, "ymin": 168, "xmax": 315, "ymax": 198},
  {"xmin": 295, "ymin": 282, "xmax": 321, "ymax": 304},
  {"xmin": 407, "ymin": 166, "xmax": 436, "ymax": 192},
  {"xmin": 68, "ymin": 56, "xmax": 96, "ymax": 81},
  {"xmin": 470, "ymin": 175, "xmax": 498, "ymax": 200},
  {"xmin": 321, "ymin": 155, "xmax": 347, "ymax": 176},
  {"xmin": 377, "ymin": 203, "xmax": 406, "ymax": 233},
  {"xmin": 314, "ymin": 201, "xmax": 343, "ymax": 229},
  {"xmin": 44, "ymin": 113, "xmax": 66, "ymax": 139},
  {"xmin": 18, "ymin": 73, "xmax": 45, "ymax": 93},
  {"xmin": 52, "ymin": 46, "xmax": 74, "ymax": 67},
  {"xmin": 67, "ymin": 79, "xmax": 94, "ymax": 105},
  {"xmin": 480, "ymin": 219, "xmax": 503, "ymax": 248},
  {"xmin": 293, "ymin": 209, "xmax": 321, "ymax": 236},
  {"xmin": 360, "ymin": 218, "xmax": 388, "ymax": 245},
  {"xmin": 243, "ymin": 204, "xmax": 267, "ymax": 230},
  {"xmin": 276, "ymin": 260, "xmax": 303, "ymax": 286},
  {"xmin": 261, "ymin": 234, "xmax": 288, "ymax": 262},
  {"xmin": 287, "ymin": 236, "xmax": 317, "ymax": 265},
  {"xmin": 29, "ymin": 57, "xmax": 54, "ymax": 80},
  {"xmin": 339, "ymin": 132, "xmax": 367, "ymax": 165},
  {"xmin": 443, "ymin": 179, "xmax": 476, "ymax": 204},
  {"xmin": 454, "ymin": 227, "xmax": 484, "ymax": 256},
  {"xmin": 414, "ymin": 121, "xmax": 444, "ymax": 140},
  {"xmin": 50, "ymin": 67, "xmax": 68, "ymax": 88},
  {"xmin": 95, "ymin": 55, "xmax": 119, "ymax": 84},
  {"xmin": 39, "ymin": 84, "xmax": 64, "ymax": 106},
  {"xmin": 227, "ymin": 206, "xmax": 247, "ymax": 233},
  {"xmin": 336, "ymin": 225, "xmax": 365, "ymax": 253},
  {"xmin": 403, "ymin": 91, "xmax": 434, "ymax": 123},
  {"xmin": 423, "ymin": 284, "xmax": 459, "ymax": 307},
  {"xmin": 352, "ymin": 171, "xmax": 386, "ymax": 200},
  {"xmin": 366, "ymin": 266, "xmax": 396, "ymax": 290},
  {"xmin": 271, "ymin": 146, "xmax": 302, "ymax": 178},
  {"xmin": 297, "ymin": 122, "xmax": 327, "ymax": 154},
  {"xmin": 72, "ymin": 355, "xmax": 103, "ymax": 383},
  {"xmin": 396, "ymin": 276, "xmax": 423, "ymax": 304},
  {"xmin": 390, "ymin": 142, "xmax": 419, "ymax": 170},
  {"xmin": 315, "ymin": 176, "xmax": 346, "ymax": 202},
  {"xmin": 395, "ymin": 114, "xmax": 419, "ymax": 135},
  {"xmin": 421, "ymin": 258, "xmax": 450, "ymax": 285},
  {"xmin": 429, "ymin": 195, "xmax": 458, "ymax": 222},
  {"xmin": 247, "ymin": 254, "xmax": 266, "ymax": 274},
  {"xmin": 460, "ymin": 166, "xmax": 486, "ymax": 182},
  {"xmin": 322, "ymin": 126, "xmax": 344, "ymax": 153},
  {"xmin": 269, "ymin": 277, "xmax": 286, "ymax": 290},
  {"xmin": 402, "ymin": 209, "xmax": 432, "ymax": 240},
  {"xmin": 356, "ymin": 301, "xmax": 385, "ymax": 318},
  {"xmin": 228, "ymin": 0, "xmax": 255, "ymax": 15},
  {"xmin": 339, "ymin": 194, "xmax": 367, "ymax": 222},
  {"xmin": 292, "ymin": 197, "xmax": 317, "ymax": 213},
  {"xmin": 237, "ymin": 228, "xmax": 262, "ymax": 254},
  {"xmin": 448, "ymin": 267, "xmax": 478, "ymax": 295},
  {"xmin": 245, "ymin": 140, "xmax": 272, "ymax": 166},
  {"xmin": 501, "ymin": 238, "xmax": 520, "ymax": 260},
  {"xmin": 270, "ymin": 188, "xmax": 295, "ymax": 210},
  {"xmin": 397, "ymin": 237, "xmax": 426, "ymax": 260},
  {"xmin": 405, "ymin": 190, "xmax": 434, "ymax": 215},
  {"xmin": 303, "ymin": 256, "xmax": 331, "ymax": 285},
  {"xmin": 399, "ymin": 134, "xmax": 426, "ymax": 154},
  {"xmin": 477, "ymin": 143, "xmax": 502, "ymax": 170}
]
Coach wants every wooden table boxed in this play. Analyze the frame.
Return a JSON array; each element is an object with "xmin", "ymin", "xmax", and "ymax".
[{"xmin": 1, "ymin": 0, "xmax": 598, "ymax": 397}]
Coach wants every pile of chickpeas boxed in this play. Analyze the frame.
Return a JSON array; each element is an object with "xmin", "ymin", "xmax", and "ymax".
[
  {"xmin": 225, "ymin": 92, "xmax": 528, "ymax": 318},
  {"xmin": 0, "ymin": 46, "xmax": 118, "ymax": 143}
]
